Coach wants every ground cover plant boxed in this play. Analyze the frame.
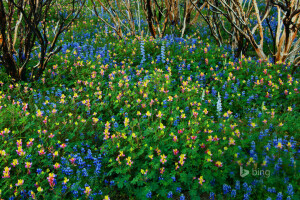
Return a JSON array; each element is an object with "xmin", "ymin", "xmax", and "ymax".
[{"xmin": 0, "ymin": 0, "xmax": 299, "ymax": 200}]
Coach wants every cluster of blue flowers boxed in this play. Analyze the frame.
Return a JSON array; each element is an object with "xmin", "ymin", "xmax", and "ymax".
[
  {"xmin": 161, "ymin": 42, "xmax": 166, "ymax": 63},
  {"xmin": 140, "ymin": 39, "xmax": 146, "ymax": 65}
]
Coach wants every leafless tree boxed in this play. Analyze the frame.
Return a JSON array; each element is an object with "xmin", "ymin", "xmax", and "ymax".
[
  {"xmin": 141, "ymin": 0, "xmax": 201, "ymax": 38},
  {"xmin": 0, "ymin": 0, "xmax": 85, "ymax": 82},
  {"xmin": 190, "ymin": 0, "xmax": 300, "ymax": 71},
  {"xmin": 90, "ymin": 0, "xmax": 138, "ymax": 39},
  {"xmin": 270, "ymin": 0, "xmax": 300, "ymax": 71},
  {"xmin": 92, "ymin": 1, "xmax": 201, "ymax": 39},
  {"xmin": 190, "ymin": 1, "xmax": 226, "ymax": 47}
]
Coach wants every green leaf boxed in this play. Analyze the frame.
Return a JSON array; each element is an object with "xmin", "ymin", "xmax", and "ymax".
[
  {"xmin": 131, "ymin": 176, "xmax": 139, "ymax": 185},
  {"xmin": 189, "ymin": 190, "xmax": 201, "ymax": 200}
]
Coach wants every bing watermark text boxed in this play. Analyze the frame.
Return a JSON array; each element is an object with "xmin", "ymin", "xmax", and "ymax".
[{"xmin": 240, "ymin": 166, "xmax": 270, "ymax": 178}]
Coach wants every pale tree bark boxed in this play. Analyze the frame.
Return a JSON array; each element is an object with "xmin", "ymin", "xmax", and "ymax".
[
  {"xmin": 91, "ymin": 0, "xmax": 140, "ymax": 39},
  {"xmin": 140, "ymin": 0, "xmax": 200, "ymax": 38},
  {"xmin": 93, "ymin": 0, "xmax": 200, "ymax": 39},
  {"xmin": 192, "ymin": 0, "xmax": 299, "ymax": 69}
]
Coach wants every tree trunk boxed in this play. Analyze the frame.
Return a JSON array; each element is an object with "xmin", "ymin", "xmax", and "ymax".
[{"xmin": 146, "ymin": 0, "xmax": 156, "ymax": 38}]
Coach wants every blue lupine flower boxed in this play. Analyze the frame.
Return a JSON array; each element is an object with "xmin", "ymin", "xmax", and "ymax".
[
  {"xmin": 36, "ymin": 168, "xmax": 42, "ymax": 174},
  {"xmin": 104, "ymin": 25, "xmax": 108, "ymax": 34},
  {"xmin": 146, "ymin": 191, "xmax": 152, "ymax": 198},
  {"xmin": 247, "ymin": 186, "xmax": 252, "ymax": 194},
  {"xmin": 20, "ymin": 190, "xmax": 26, "ymax": 197},
  {"xmin": 72, "ymin": 190, "xmax": 79, "ymax": 198},
  {"xmin": 223, "ymin": 184, "xmax": 231, "ymax": 195},
  {"xmin": 76, "ymin": 156, "xmax": 86, "ymax": 168},
  {"xmin": 212, "ymin": 87, "xmax": 217, "ymax": 97},
  {"xmin": 161, "ymin": 42, "xmax": 166, "ymax": 63},
  {"xmin": 287, "ymin": 184, "xmax": 293, "ymax": 196},
  {"xmin": 140, "ymin": 40, "xmax": 146, "ymax": 65},
  {"xmin": 114, "ymin": 122, "xmax": 118, "ymax": 128},
  {"xmin": 62, "ymin": 167, "xmax": 73, "ymax": 176},
  {"xmin": 62, "ymin": 185, "xmax": 67, "ymax": 193},
  {"xmin": 217, "ymin": 92, "xmax": 222, "ymax": 116},
  {"xmin": 110, "ymin": 181, "xmax": 115, "ymax": 186},
  {"xmin": 167, "ymin": 191, "xmax": 173, "ymax": 198},
  {"xmin": 243, "ymin": 182, "xmax": 248, "ymax": 190},
  {"xmin": 275, "ymin": 158, "xmax": 282, "ymax": 171},
  {"xmin": 276, "ymin": 192, "xmax": 283, "ymax": 200},
  {"xmin": 171, "ymin": 176, "xmax": 176, "ymax": 182},
  {"xmin": 284, "ymin": 177, "xmax": 289, "ymax": 184},
  {"xmin": 209, "ymin": 192, "xmax": 215, "ymax": 200},
  {"xmin": 243, "ymin": 192, "xmax": 249, "ymax": 200},
  {"xmin": 236, "ymin": 181, "xmax": 240, "ymax": 190},
  {"xmin": 82, "ymin": 168, "xmax": 88, "ymax": 177},
  {"xmin": 231, "ymin": 189, "xmax": 236, "ymax": 198},
  {"xmin": 224, "ymin": 92, "xmax": 229, "ymax": 99}
]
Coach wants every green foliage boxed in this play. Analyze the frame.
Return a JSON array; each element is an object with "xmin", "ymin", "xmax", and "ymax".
[{"xmin": 0, "ymin": 7, "xmax": 299, "ymax": 200}]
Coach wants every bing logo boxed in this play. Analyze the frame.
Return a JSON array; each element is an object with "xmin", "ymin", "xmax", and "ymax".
[
  {"xmin": 240, "ymin": 166, "xmax": 249, "ymax": 177},
  {"xmin": 240, "ymin": 166, "xmax": 270, "ymax": 178}
]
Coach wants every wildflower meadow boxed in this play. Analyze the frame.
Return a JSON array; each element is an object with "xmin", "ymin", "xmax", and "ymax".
[{"xmin": 0, "ymin": 0, "xmax": 299, "ymax": 199}]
